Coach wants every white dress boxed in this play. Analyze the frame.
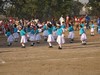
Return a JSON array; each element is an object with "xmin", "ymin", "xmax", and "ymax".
[
  {"xmin": 7, "ymin": 35, "xmax": 14, "ymax": 43},
  {"xmin": 68, "ymin": 31, "xmax": 74, "ymax": 39},
  {"xmin": 59, "ymin": 17, "xmax": 65, "ymax": 25},
  {"xmin": 29, "ymin": 34, "xmax": 36, "ymax": 41},
  {"xmin": 80, "ymin": 33, "xmax": 87, "ymax": 41},
  {"xmin": 21, "ymin": 35, "xmax": 27, "ymax": 43},
  {"xmin": 47, "ymin": 34, "xmax": 55, "ymax": 42},
  {"xmin": 57, "ymin": 35, "xmax": 65, "ymax": 44},
  {"xmin": 36, "ymin": 34, "xmax": 41, "ymax": 41},
  {"xmin": 91, "ymin": 28, "xmax": 94, "ymax": 33},
  {"xmin": 53, "ymin": 31, "xmax": 57, "ymax": 39},
  {"xmin": 43, "ymin": 30, "xmax": 48, "ymax": 37},
  {"xmin": 13, "ymin": 32, "xmax": 19, "ymax": 39}
]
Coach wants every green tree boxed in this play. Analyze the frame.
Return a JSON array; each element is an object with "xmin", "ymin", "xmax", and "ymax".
[
  {"xmin": 2, "ymin": 0, "xmax": 83, "ymax": 20},
  {"xmin": 88, "ymin": 0, "xmax": 100, "ymax": 15},
  {"xmin": 0, "ymin": 0, "xmax": 7, "ymax": 14},
  {"xmin": 72, "ymin": 1, "xmax": 83, "ymax": 16}
]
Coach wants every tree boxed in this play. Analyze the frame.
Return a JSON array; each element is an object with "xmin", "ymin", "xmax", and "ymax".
[
  {"xmin": 72, "ymin": 1, "xmax": 83, "ymax": 16},
  {"xmin": 1, "ymin": 0, "xmax": 83, "ymax": 20},
  {"xmin": 0, "ymin": 0, "xmax": 7, "ymax": 14},
  {"xmin": 88, "ymin": 0, "xmax": 100, "ymax": 15}
]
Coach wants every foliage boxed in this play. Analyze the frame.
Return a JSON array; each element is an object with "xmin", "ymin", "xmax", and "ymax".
[
  {"xmin": 0, "ymin": 0, "xmax": 83, "ymax": 20},
  {"xmin": 88, "ymin": 0, "xmax": 100, "ymax": 16}
]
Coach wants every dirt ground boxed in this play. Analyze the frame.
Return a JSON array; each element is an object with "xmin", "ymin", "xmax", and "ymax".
[{"xmin": 0, "ymin": 30, "xmax": 100, "ymax": 75}]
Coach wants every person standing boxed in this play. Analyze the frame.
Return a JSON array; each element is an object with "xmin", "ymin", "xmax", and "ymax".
[
  {"xmin": 90, "ymin": 21, "xmax": 95, "ymax": 36},
  {"xmin": 13, "ymin": 25, "xmax": 19, "ymax": 42},
  {"xmin": 18, "ymin": 26, "xmax": 27, "ymax": 48},
  {"xmin": 59, "ymin": 15, "xmax": 65, "ymax": 25},
  {"xmin": 5, "ymin": 28, "xmax": 14, "ymax": 46},
  {"xmin": 35, "ymin": 27, "xmax": 41, "ymax": 44},
  {"xmin": 74, "ymin": 16, "xmax": 80, "ymax": 31},
  {"xmin": 43, "ymin": 22, "xmax": 48, "ymax": 41},
  {"xmin": 68, "ymin": 23, "xmax": 74, "ymax": 43},
  {"xmin": 56, "ymin": 24, "xmax": 65, "ymax": 49},
  {"xmin": 79, "ymin": 25, "xmax": 87, "ymax": 45},
  {"xmin": 47, "ymin": 23, "xmax": 55, "ymax": 48},
  {"xmin": 85, "ymin": 14, "xmax": 90, "ymax": 29},
  {"xmin": 29, "ymin": 26, "xmax": 36, "ymax": 46},
  {"xmin": 97, "ymin": 17, "xmax": 100, "ymax": 33}
]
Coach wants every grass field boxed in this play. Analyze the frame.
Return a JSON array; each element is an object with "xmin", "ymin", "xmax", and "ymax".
[{"xmin": 0, "ymin": 30, "xmax": 100, "ymax": 75}]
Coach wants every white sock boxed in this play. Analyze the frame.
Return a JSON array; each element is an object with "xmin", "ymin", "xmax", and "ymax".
[
  {"xmin": 22, "ymin": 44, "xmax": 25, "ymax": 46},
  {"xmin": 49, "ymin": 43, "xmax": 52, "ymax": 46},
  {"xmin": 93, "ymin": 33, "xmax": 94, "ymax": 35}
]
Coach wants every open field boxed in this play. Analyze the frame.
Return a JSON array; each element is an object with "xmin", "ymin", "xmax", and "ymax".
[{"xmin": 0, "ymin": 30, "xmax": 100, "ymax": 75}]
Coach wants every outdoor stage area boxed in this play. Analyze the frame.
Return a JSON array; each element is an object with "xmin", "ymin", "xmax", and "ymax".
[{"xmin": 0, "ymin": 30, "xmax": 100, "ymax": 75}]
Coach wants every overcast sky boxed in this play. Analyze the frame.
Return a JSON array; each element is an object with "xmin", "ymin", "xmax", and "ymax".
[
  {"xmin": 74, "ymin": 0, "xmax": 89, "ymax": 4},
  {"xmin": 79, "ymin": 0, "xmax": 89, "ymax": 4}
]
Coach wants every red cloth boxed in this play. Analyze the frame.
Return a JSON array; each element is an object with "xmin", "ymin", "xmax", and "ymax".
[
  {"xmin": 66, "ymin": 16, "xmax": 69, "ymax": 27},
  {"xmin": 4, "ymin": 24, "xmax": 8, "ymax": 29}
]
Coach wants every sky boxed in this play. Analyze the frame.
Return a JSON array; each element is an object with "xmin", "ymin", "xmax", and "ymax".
[
  {"xmin": 79, "ymin": 0, "xmax": 89, "ymax": 4},
  {"xmin": 74, "ymin": 0, "xmax": 89, "ymax": 4}
]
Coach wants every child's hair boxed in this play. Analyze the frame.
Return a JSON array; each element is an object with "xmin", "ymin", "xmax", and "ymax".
[
  {"xmin": 62, "ymin": 21, "xmax": 65, "ymax": 24},
  {"xmin": 80, "ymin": 25, "xmax": 83, "ymax": 28},
  {"xmin": 69, "ymin": 24, "xmax": 71, "ymax": 27},
  {"xmin": 47, "ymin": 23, "xmax": 52, "ymax": 28},
  {"xmin": 54, "ymin": 23, "xmax": 57, "ymax": 27},
  {"xmin": 18, "ymin": 25, "xmax": 23, "ymax": 29},
  {"xmin": 82, "ymin": 21, "xmax": 84, "ymax": 24},
  {"xmin": 36, "ymin": 25, "xmax": 39, "ymax": 29},
  {"xmin": 71, "ymin": 22, "xmax": 73, "ymax": 25},
  {"xmin": 91, "ymin": 21, "xmax": 93, "ymax": 24},
  {"xmin": 7, "ymin": 28, "xmax": 10, "ymax": 32},
  {"xmin": 56, "ymin": 24, "xmax": 61, "ymax": 28},
  {"xmin": 57, "ymin": 21, "xmax": 60, "ymax": 25}
]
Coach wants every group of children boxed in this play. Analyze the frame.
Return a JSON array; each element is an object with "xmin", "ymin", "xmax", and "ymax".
[
  {"xmin": 5, "ymin": 24, "xmax": 42, "ymax": 48},
  {"xmin": 3, "ymin": 18, "xmax": 100, "ymax": 50}
]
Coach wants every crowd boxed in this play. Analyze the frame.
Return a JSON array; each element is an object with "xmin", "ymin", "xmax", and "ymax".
[{"xmin": 0, "ymin": 15, "xmax": 100, "ymax": 49}]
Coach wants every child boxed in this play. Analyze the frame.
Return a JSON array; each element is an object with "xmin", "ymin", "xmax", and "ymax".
[
  {"xmin": 52, "ymin": 24, "xmax": 57, "ymax": 40},
  {"xmin": 56, "ymin": 24, "xmax": 65, "ymax": 49},
  {"xmin": 98, "ymin": 26, "xmax": 100, "ymax": 34},
  {"xmin": 79, "ymin": 25, "xmax": 87, "ymax": 45},
  {"xmin": 80, "ymin": 22, "xmax": 85, "ymax": 28},
  {"xmin": 61, "ymin": 21, "xmax": 66, "ymax": 28},
  {"xmin": 18, "ymin": 26, "xmax": 27, "ymax": 48},
  {"xmin": 97, "ymin": 17, "xmax": 100, "ymax": 33},
  {"xmin": 61, "ymin": 21, "xmax": 66, "ymax": 33},
  {"xmin": 35, "ymin": 27, "xmax": 41, "ymax": 44},
  {"xmin": 29, "ymin": 26, "xmax": 35, "ymax": 46},
  {"xmin": 43, "ymin": 23, "xmax": 48, "ymax": 41},
  {"xmin": 5, "ymin": 28, "xmax": 14, "ymax": 46},
  {"xmin": 90, "ymin": 21, "xmax": 95, "ymax": 36},
  {"xmin": 13, "ymin": 25, "xmax": 19, "ymax": 42},
  {"xmin": 47, "ymin": 23, "xmax": 55, "ymax": 48},
  {"xmin": 68, "ymin": 23, "xmax": 74, "ymax": 43}
]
